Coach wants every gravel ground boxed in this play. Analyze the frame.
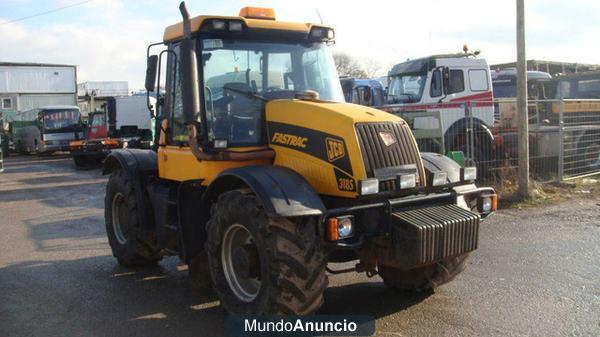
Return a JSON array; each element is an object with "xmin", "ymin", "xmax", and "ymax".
[{"xmin": 0, "ymin": 154, "xmax": 598, "ymax": 337}]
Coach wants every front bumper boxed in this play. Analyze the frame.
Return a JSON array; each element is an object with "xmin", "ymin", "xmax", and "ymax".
[{"xmin": 322, "ymin": 185, "xmax": 495, "ymax": 270}]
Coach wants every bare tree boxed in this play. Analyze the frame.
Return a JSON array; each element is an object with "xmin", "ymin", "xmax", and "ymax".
[
  {"xmin": 363, "ymin": 58, "xmax": 382, "ymax": 78},
  {"xmin": 333, "ymin": 52, "xmax": 367, "ymax": 78}
]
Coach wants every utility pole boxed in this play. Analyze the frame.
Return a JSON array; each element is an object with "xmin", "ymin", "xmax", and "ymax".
[{"xmin": 516, "ymin": 0, "xmax": 530, "ymax": 198}]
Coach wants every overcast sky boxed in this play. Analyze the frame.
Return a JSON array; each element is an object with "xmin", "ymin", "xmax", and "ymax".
[{"xmin": 1, "ymin": 0, "xmax": 598, "ymax": 89}]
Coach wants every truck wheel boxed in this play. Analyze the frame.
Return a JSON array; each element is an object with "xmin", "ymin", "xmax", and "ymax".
[
  {"xmin": 73, "ymin": 155, "xmax": 88, "ymax": 168},
  {"xmin": 105, "ymin": 169, "xmax": 161, "ymax": 266},
  {"xmin": 206, "ymin": 190, "xmax": 328, "ymax": 315},
  {"xmin": 379, "ymin": 253, "xmax": 469, "ymax": 291},
  {"xmin": 579, "ymin": 137, "xmax": 600, "ymax": 171}
]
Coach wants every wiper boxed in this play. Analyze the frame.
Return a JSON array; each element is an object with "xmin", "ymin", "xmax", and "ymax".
[{"xmin": 224, "ymin": 86, "xmax": 269, "ymax": 102}]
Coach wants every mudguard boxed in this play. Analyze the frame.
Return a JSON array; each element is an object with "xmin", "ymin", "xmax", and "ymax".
[
  {"xmin": 102, "ymin": 148, "xmax": 157, "ymax": 176},
  {"xmin": 102, "ymin": 149, "xmax": 157, "ymax": 234},
  {"xmin": 205, "ymin": 165, "xmax": 326, "ymax": 218},
  {"xmin": 421, "ymin": 152, "xmax": 462, "ymax": 184}
]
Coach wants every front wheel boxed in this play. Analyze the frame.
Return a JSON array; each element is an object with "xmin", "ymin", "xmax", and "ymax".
[
  {"xmin": 379, "ymin": 253, "xmax": 470, "ymax": 291},
  {"xmin": 206, "ymin": 190, "xmax": 328, "ymax": 315}
]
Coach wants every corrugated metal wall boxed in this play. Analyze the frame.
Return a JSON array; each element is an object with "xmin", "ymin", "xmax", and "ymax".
[{"xmin": 0, "ymin": 66, "xmax": 76, "ymax": 94}]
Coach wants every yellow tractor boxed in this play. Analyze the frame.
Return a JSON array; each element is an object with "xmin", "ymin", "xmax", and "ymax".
[{"xmin": 102, "ymin": 2, "xmax": 497, "ymax": 315}]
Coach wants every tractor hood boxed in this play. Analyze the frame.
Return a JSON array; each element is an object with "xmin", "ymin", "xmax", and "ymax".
[{"xmin": 265, "ymin": 100, "xmax": 426, "ymax": 198}]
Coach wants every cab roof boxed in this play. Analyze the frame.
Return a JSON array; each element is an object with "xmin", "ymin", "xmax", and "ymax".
[{"xmin": 163, "ymin": 14, "xmax": 326, "ymax": 43}]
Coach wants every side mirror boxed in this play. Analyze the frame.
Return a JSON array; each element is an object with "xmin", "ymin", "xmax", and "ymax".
[
  {"xmin": 442, "ymin": 66, "xmax": 450, "ymax": 95},
  {"xmin": 145, "ymin": 55, "xmax": 158, "ymax": 92}
]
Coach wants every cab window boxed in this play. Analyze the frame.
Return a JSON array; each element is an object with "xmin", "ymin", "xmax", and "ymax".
[
  {"xmin": 430, "ymin": 69, "xmax": 442, "ymax": 97},
  {"xmin": 166, "ymin": 43, "xmax": 187, "ymax": 144},
  {"xmin": 448, "ymin": 69, "xmax": 465, "ymax": 94}
]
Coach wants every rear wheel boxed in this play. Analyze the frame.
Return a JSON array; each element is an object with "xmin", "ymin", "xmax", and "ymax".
[
  {"xmin": 379, "ymin": 253, "xmax": 470, "ymax": 291},
  {"xmin": 206, "ymin": 190, "xmax": 328, "ymax": 315},
  {"xmin": 105, "ymin": 169, "xmax": 161, "ymax": 266}
]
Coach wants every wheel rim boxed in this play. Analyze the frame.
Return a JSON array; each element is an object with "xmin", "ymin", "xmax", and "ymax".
[
  {"xmin": 111, "ymin": 192, "xmax": 128, "ymax": 245},
  {"xmin": 584, "ymin": 143, "xmax": 600, "ymax": 168},
  {"xmin": 221, "ymin": 223, "xmax": 261, "ymax": 302}
]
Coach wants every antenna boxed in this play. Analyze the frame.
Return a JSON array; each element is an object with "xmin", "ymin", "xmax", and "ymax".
[{"xmin": 315, "ymin": 9, "xmax": 323, "ymax": 24}]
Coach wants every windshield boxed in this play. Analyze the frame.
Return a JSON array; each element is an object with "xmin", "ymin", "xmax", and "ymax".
[
  {"xmin": 387, "ymin": 74, "xmax": 426, "ymax": 103},
  {"xmin": 202, "ymin": 39, "xmax": 343, "ymax": 145},
  {"xmin": 492, "ymin": 80, "xmax": 516, "ymax": 98},
  {"xmin": 90, "ymin": 113, "xmax": 106, "ymax": 127},
  {"xmin": 42, "ymin": 109, "xmax": 81, "ymax": 131}
]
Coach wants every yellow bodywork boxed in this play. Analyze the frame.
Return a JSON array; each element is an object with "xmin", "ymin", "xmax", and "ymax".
[
  {"xmin": 157, "ymin": 99, "xmax": 414, "ymax": 198},
  {"xmin": 551, "ymin": 100, "xmax": 600, "ymax": 114},
  {"xmin": 157, "ymin": 145, "xmax": 270, "ymax": 183},
  {"xmin": 266, "ymin": 100, "xmax": 401, "ymax": 197}
]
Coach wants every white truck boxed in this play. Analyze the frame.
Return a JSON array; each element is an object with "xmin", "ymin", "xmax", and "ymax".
[{"xmin": 381, "ymin": 52, "xmax": 496, "ymax": 168}]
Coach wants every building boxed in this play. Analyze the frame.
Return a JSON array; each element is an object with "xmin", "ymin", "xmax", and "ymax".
[
  {"xmin": 0, "ymin": 62, "xmax": 78, "ymax": 126},
  {"xmin": 490, "ymin": 60, "xmax": 600, "ymax": 76}
]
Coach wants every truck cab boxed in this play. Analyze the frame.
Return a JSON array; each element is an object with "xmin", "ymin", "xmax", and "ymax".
[
  {"xmin": 340, "ymin": 78, "xmax": 386, "ymax": 107},
  {"xmin": 381, "ymin": 53, "xmax": 496, "ymax": 167}
]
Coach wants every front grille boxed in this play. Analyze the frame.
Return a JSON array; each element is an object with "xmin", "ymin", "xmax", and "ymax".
[
  {"xmin": 391, "ymin": 204, "xmax": 480, "ymax": 268},
  {"xmin": 355, "ymin": 122, "xmax": 426, "ymax": 191}
]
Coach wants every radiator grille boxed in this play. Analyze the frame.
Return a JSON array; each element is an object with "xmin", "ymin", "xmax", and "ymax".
[
  {"xmin": 391, "ymin": 204, "xmax": 480, "ymax": 267},
  {"xmin": 355, "ymin": 122, "xmax": 426, "ymax": 191}
]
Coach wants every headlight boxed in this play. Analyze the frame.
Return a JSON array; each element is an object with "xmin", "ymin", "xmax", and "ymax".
[
  {"xmin": 398, "ymin": 174, "xmax": 416, "ymax": 189},
  {"xmin": 462, "ymin": 167, "xmax": 477, "ymax": 181},
  {"xmin": 359, "ymin": 178, "xmax": 379, "ymax": 195},
  {"xmin": 326, "ymin": 215, "xmax": 354, "ymax": 241},
  {"xmin": 431, "ymin": 171, "xmax": 448, "ymax": 187},
  {"xmin": 309, "ymin": 26, "xmax": 335, "ymax": 42},
  {"xmin": 228, "ymin": 21, "xmax": 243, "ymax": 32},
  {"xmin": 478, "ymin": 194, "xmax": 498, "ymax": 213},
  {"xmin": 211, "ymin": 20, "xmax": 226, "ymax": 30}
]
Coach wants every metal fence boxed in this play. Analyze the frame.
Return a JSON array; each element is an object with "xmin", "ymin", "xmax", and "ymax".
[{"xmin": 393, "ymin": 98, "xmax": 600, "ymax": 184}]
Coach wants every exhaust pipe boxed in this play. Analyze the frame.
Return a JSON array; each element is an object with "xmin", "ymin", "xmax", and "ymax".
[{"xmin": 178, "ymin": 2, "xmax": 274, "ymax": 162}]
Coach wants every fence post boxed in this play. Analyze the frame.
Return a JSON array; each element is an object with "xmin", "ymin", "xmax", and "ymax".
[
  {"xmin": 468, "ymin": 102, "xmax": 475, "ymax": 166},
  {"xmin": 557, "ymin": 99, "xmax": 565, "ymax": 182},
  {"xmin": 516, "ymin": 0, "xmax": 530, "ymax": 198}
]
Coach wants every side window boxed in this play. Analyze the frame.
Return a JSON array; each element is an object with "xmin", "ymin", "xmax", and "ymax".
[
  {"xmin": 557, "ymin": 81, "xmax": 572, "ymax": 98},
  {"xmin": 469, "ymin": 69, "xmax": 489, "ymax": 91},
  {"xmin": 352, "ymin": 88, "xmax": 360, "ymax": 104},
  {"xmin": 2, "ymin": 97, "xmax": 13, "ymax": 109},
  {"xmin": 373, "ymin": 88, "xmax": 383, "ymax": 106},
  {"xmin": 362, "ymin": 87, "xmax": 372, "ymax": 106},
  {"xmin": 448, "ymin": 69, "xmax": 465, "ymax": 94},
  {"xmin": 430, "ymin": 69, "xmax": 442, "ymax": 97},
  {"xmin": 167, "ymin": 43, "xmax": 187, "ymax": 144}
]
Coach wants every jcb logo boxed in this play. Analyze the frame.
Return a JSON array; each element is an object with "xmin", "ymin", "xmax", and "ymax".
[{"xmin": 326, "ymin": 138, "xmax": 345, "ymax": 162}]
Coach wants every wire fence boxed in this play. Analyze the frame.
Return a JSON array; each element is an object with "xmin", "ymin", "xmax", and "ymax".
[{"xmin": 392, "ymin": 98, "xmax": 600, "ymax": 186}]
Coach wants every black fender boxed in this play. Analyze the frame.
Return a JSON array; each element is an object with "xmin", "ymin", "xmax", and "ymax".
[
  {"xmin": 204, "ymin": 165, "xmax": 326, "ymax": 218},
  {"xmin": 102, "ymin": 149, "xmax": 158, "ymax": 232},
  {"xmin": 102, "ymin": 148, "xmax": 157, "ymax": 176},
  {"xmin": 421, "ymin": 152, "xmax": 462, "ymax": 184}
]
